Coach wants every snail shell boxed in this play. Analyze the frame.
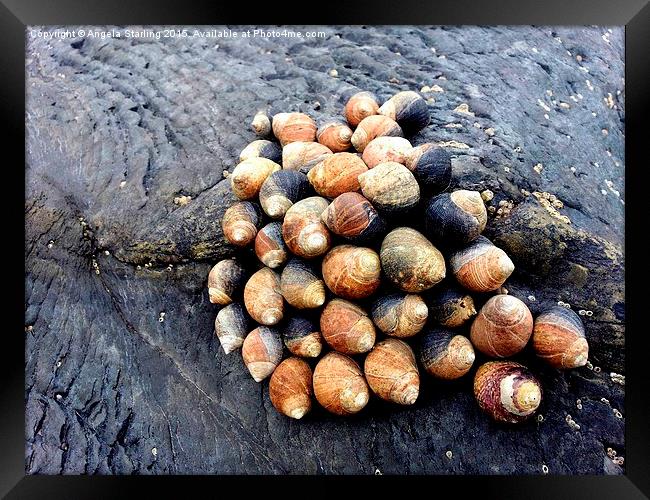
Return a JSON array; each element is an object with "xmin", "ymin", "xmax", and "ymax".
[
  {"xmin": 449, "ymin": 236, "xmax": 515, "ymax": 292},
  {"xmin": 320, "ymin": 192, "xmax": 386, "ymax": 244},
  {"xmin": 259, "ymin": 170, "xmax": 310, "ymax": 219},
  {"xmin": 474, "ymin": 361, "xmax": 542, "ymax": 423},
  {"xmin": 404, "ymin": 143, "xmax": 452, "ymax": 194},
  {"xmin": 533, "ymin": 306, "xmax": 589, "ymax": 369},
  {"xmin": 222, "ymin": 201, "xmax": 263, "ymax": 247},
  {"xmin": 419, "ymin": 328, "xmax": 475, "ymax": 380},
  {"xmin": 269, "ymin": 357, "xmax": 313, "ymax": 419},
  {"xmin": 282, "ymin": 197, "xmax": 332, "ymax": 258},
  {"xmin": 282, "ymin": 141, "xmax": 333, "ymax": 174},
  {"xmin": 230, "ymin": 157, "xmax": 282, "ymax": 200},
  {"xmin": 239, "ymin": 139, "xmax": 282, "ymax": 164},
  {"xmin": 307, "ymin": 152, "xmax": 368, "ymax": 198},
  {"xmin": 255, "ymin": 222, "xmax": 289, "ymax": 269},
  {"xmin": 317, "ymin": 120, "xmax": 353, "ymax": 152},
  {"xmin": 378, "ymin": 91, "xmax": 430, "ymax": 134},
  {"xmin": 358, "ymin": 162, "xmax": 420, "ymax": 214},
  {"xmin": 344, "ymin": 91, "xmax": 380, "ymax": 127},
  {"xmin": 243, "ymin": 267, "xmax": 284, "ymax": 326},
  {"xmin": 242, "ymin": 326, "xmax": 283, "ymax": 382},
  {"xmin": 426, "ymin": 286, "xmax": 477, "ymax": 328},
  {"xmin": 364, "ymin": 339, "xmax": 420, "ymax": 405},
  {"xmin": 424, "ymin": 190, "xmax": 488, "ymax": 247},
  {"xmin": 351, "ymin": 115, "xmax": 403, "ymax": 153},
  {"xmin": 320, "ymin": 299, "xmax": 376, "ymax": 355},
  {"xmin": 280, "ymin": 257, "xmax": 326, "ymax": 309},
  {"xmin": 371, "ymin": 293, "xmax": 428, "ymax": 338},
  {"xmin": 251, "ymin": 110, "xmax": 272, "ymax": 137},
  {"xmin": 321, "ymin": 245, "xmax": 381, "ymax": 300},
  {"xmin": 214, "ymin": 302, "xmax": 250, "ymax": 354},
  {"xmin": 380, "ymin": 227, "xmax": 446, "ymax": 292},
  {"xmin": 272, "ymin": 112, "xmax": 317, "ymax": 146},
  {"xmin": 361, "ymin": 136, "xmax": 413, "ymax": 168},
  {"xmin": 313, "ymin": 352, "xmax": 370, "ymax": 415},
  {"xmin": 470, "ymin": 295, "xmax": 533, "ymax": 358},
  {"xmin": 207, "ymin": 258, "xmax": 247, "ymax": 305},
  {"xmin": 282, "ymin": 315, "xmax": 323, "ymax": 358}
]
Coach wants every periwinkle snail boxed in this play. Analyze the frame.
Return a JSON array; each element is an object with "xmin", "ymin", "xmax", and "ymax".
[
  {"xmin": 282, "ymin": 197, "xmax": 332, "ymax": 258},
  {"xmin": 222, "ymin": 201, "xmax": 263, "ymax": 247},
  {"xmin": 269, "ymin": 357, "xmax": 313, "ymax": 419},
  {"xmin": 317, "ymin": 120, "xmax": 353, "ymax": 152},
  {"xmin": 358, "ymin": 162, "xmax": 420, "ymax": 214},
  {"xmin": 259, "ymin": 170, "xmax": 310, "ymax": 219},
  {"xmin": 419, "ymin": 328, "xmax": 475, "ymax": 380},
  {"xmin": 361, "ymin": 137, "xmax": 413, "ymax": 169},
  {"xmin": 449, "ymin": 236, "xmax": 515, "ymax": 292},
  {"xmin": 239, "ymin": 139, "xmax": 282, "ymax": 164},
  {"xmin": 532, "ymin": 306, "xmax": 589, "ymax": 369},
  {"xmin": 426, "ymin": 285, "xmax": 477, "ymax": 328},
  {"xmin": 214, "ymin": 302, "xmax": 250, "ymax": 355},
  {"xmin": 378, "ymin": 91, "xmax": 430, "ymax": 134},
  {"xmin": 321, "ymin": 192, "xmax": 386, "ymax": 243},
  {"xmin": 344, "ymin": 91, "xmax": 380, "ymax": 127},
  {"xmin": 321, "ymin": 245, "xmax": 381, "ymax": 300},
  {"xmin": 351, "ymin": 115, "xmax": 403, "ymax": 152},
  {"xmin": 282, "ymin": 315, "xmax": 323, "ymax": 358},
  {"xmin": 364, "ymin": 339, "xmax": 420, "ymax": 405},
  {"xmin": 282, "ymin": 141, "xmax": 333, "ymax": 174},
  {"xmin": 207, "ymin": 258, "xmax": 246, "ymax": 305},
  {"xmin": 244, "ymin": 267, "xmax": 284, "ymax": 326},
  {"xmin": 251, "ymin": 110, "xmax": 271, "ymax": 137},
  {"xmin": 380, "ymin": 227, "xmax": 446, "ymax": 293},
  {"xmin": 424, "ymin": 190, "xmax": 488, "ymax": 247},
  {"xmin": 280, "ymin": 258, "xmax": 326, "ymax": 309},
  {"xmin": 307, "ymin": 152, "xmax": 368, "ymax": 198},
  {"xmin": 242, "ymin": 326, "xmax": 283, "ymax": 382},
  {"xmin": 255, "ymin": 222, "xmax": 288, "ymax": 269},
  {"xmin": 404, "ymin": 143, "xmax": 452, "ymax": 194},
  {"xmin": 320, "ymin": 298, "xmax": 376, "ymax": 355},
  {"xmin": 313, "ymin": 352, "xmax": 370, "ymax": 415},
  {"xmin": 371, "ymin": 293, "xmax": 428, "ymax": 338},
  {"xmin": 230, "ymin": 157, "xmax": 281, "ymax": 200},
  {"xmin": 470, "ymin": 294, "xmax": 533, "ymax": 358},
  {"xmin": 272, "ymin": 112, "xmax": 317, "ymax": 146},
  {"xmin": 473, "ymin": 361, "xmax": 542, "ymax": 423}
]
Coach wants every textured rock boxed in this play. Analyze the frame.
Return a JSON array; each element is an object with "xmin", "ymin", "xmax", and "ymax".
[{"xmin": 25, "ymin": 26, "xmax": 624, "ymax": 474}]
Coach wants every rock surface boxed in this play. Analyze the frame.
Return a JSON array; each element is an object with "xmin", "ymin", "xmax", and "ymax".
[{"xmin": 25, "ymin": 26, "xmax": 624, "ymax": 474}]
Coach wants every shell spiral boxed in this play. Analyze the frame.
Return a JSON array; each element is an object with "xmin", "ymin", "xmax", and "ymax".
[
  {"xmin": 317, "ymin": 120, "xmax": 353, "ymax": 152},
  {"xmin": 222, "ymin": 201, "xmax": 263, "ymax": 247},
  {"xmin": 320, "ymin": 299, "xmax": 376, "ymax": 354},
  {"xmin": 280, "ymin": 257, "xmax": 326, "ymax": 309},
  {"xmin": 358, "ymin": 162, "xmax": 420, "ymax": 214},
  {"xmin": 378, "ymin": 91, "xmax": 430, "ymax": 133},
  {"xmin": 207, "ymin": 258, "xmax": 247, "ymax": 305},
  {"xmin": 282, "ymin": 141, "xmax": 333, "ymax": 174},
  {"xmin": 272, "ymin": 112, "xmax": 317, "ymax": 146},
  {"xmin": 449, "ymin": 236, "xmax": 515, "ymax": 292},
  {"xmin": 533, "ymin": 306, "xmax": 589, "ymax": 369},
  {"xmin": 282, "ymin": 197, "xmax": 332, "ymax": 258},
  {"xmin": 282, "ymin": 315, "xmax": 323, "ymax": 358},
  {"xmin": 321, "ymin": 245, "xmax": 381, "ymax": 300},
  {"xmin": 344, "ymin": 91, "xmax": 380, "ymax": 127},
  {"xmin": 371, "ymin": 293, "xmax": 428, "ymax": 338},
  {"xmin": 351, "ymin": 115, "xmax": 403, "ymax": 152},
  {"xmin": 419, "ymin": 328, "xmax": 475, "ymax": 380},
  {"xmin": 307, "ymin": 152, "xmax": 368, "ymax": 198},
  {"xmin": 424, "ymin": 190, "xmax": 488, "ymax": 247},
  {"xmin": 255, "ymin": 222, "xmax": 289, "ymax": 269},
  {"xmin": 364, "ymin": 339, "xmax": 420, "ymax": 405},
  {"xmin": 243, "ymin": 267, "xmax": 284, "ymax": 326},
  {"xmin": 269, "ymin": 357, "xmax": 313, "ymax": 419},
  {"xmin": 242, "ymin": 326, "xmax": 284, "ymax": 382},
  {"xmin": 214, "ymin": 302, "xmax": 250, "ymax": 355},
  {"xmin": 230, "ymin": 157, "xmax": 282, "ymax": 200},
  {"xmin": 313, "ymin": 352, "xmax": 370, "ymax": 415},
  {"xmin": 321, "ymin": 192, "xmax": 386, "ymax": 243},
  {"xmin": 259, "ymin": 170, "xmax": 310, "ymax": 219}
]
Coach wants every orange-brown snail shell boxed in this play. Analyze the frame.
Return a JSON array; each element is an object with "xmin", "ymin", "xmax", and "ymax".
[
  {"xmin": 243, "ymin": 267, "xmax": 284, "ymax": 326},
  {"xmin": 251, "ymin": 110, "xmax": 272, "ymax": 137},
  {"xmin": 280, "ymin": 257, "xmax": 326, "ymax": 309},
  {"xmin": 282, "ymin": 315, "xmax": 323, "ymax": 358},
  {"xmin": 307, "ymin": 152, "xmax": 368, "ymax": 198},
  {"xmin": 272, "ymin": 112, "xmax": 317, "ymax": 146},
  {"xmin": 207, "ymin": 258, "xmax": 247, "ymax": 305},
  {"xmin": 313, "ymin": 352, "xmax": 370, "ymax": 415},
  {"xmin": 532, "ymin": 306, "xmax": 589, "ymax": 369},
  {"xmin": 230, "ymin": 157, "xmax": 281, "ymax": 200},
  {"xmin": 320, "ymin": 298, "xmax": 376, "ymax": 355},
  {"xmin": 321, "ymin": 245, "xmax": 381, "ymax": 300},
  {"xmin": 239, "ymin": 139, "xmax": 282, "ymax": 163},
  {"xmin": 282, "ymin": 141, "xmax": 333, "ymax": 174},
  {"xmin": 358, "ymin": 162, "xmax": 420, "ymax": 214},
  {"xmin": 320, "ymin": 192, "xmax": 386, "ymax": 244},
  {"xmin": 344, "ymin": 91, "xmax": 380, "ymax": 127},
  {"xmin": 470, "ymin": 294, "xmax": 533, "ymax": 358},
  {"xmin": 364, "ymin": 339, "xmax": 420, "ymax": 405},
  {"xmin": 317, "ymin": 120, "xmax": 353, "ymax": 152},
  {"xmin": 222, "ymin": 201, "xmax": 263, "ymax": 247},
  {"xmin": 242, "ymin": 326, "xmax": 283, "ymax": 382},
  {"xmin": 449, "ymin": 236, "xmax": 515, "ymax": 292},
  {"xmin": 255, "ymin": 222, "xmax": 289, "ymax": 269},
  {"xmin": 259, "ymin": 170, "xmax": 310, "ymax": 219},
  {"xmin": 282, "ymin": 196, "xmax": 332, "ymax": 258},
  {"xmin": 269, "ymin": 357, "xmax": 313, "ymax": 419},
  {"xmin": 418, "ymin": 328, "xmax": 475, "ymax": 380},
  {"xmin": 351, "ymin": 115, "xmax": 403, "ymax": 153},
  {"xmin": 371, "ymin": 293, "xmax": 428, "ymax": 338},
  {"xmin": 361, "ymin": 136, "xmax": 413, "ymax": 168}
]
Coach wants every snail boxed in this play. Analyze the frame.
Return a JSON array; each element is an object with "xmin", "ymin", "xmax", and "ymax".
[
  {"xmin": 280, "ymin": 257, "xmax": 326, "ymax": 309},
  {"xmin": 320, "ymin": 192, "xmax": 386, "ymax": 244},
  {"xmin": 239, "ymin": 139, "xmax": 282, "ymax": 164},
  {"xmin": 321, "ymin": 245, "xmax": 381, "ymax": 300},
  {"xmin": 207, "ymin": 258, "xmax": 246, "ymax": 305},
  {"xmin": 364, "ymin": 339, "xmax": 420, "ymax": 405},
  {"xmin": 251, "ymin": 110, "xmax": 272, "ymax": 137},
  {"xmin": 243, "ymin": 267, "xmax": 284, "ymax": 326},
  {"xmin": 358, "ymin": 162, "xmax": 420, "ymax": 214},
  {"xmin": 449, "ymin": 236, "xmax": 515, "ymax": 292},
  {"xmin": 378, "ymin": 91, "xmax": 430, "ymax": 134},
  {"xmin": 269, "ymin": 357, "xmax": 313, "ymax": 419},
  {"xmin": 313, "ymin": 352, "xmax": 370, "ymax": 415},
  {"xmin": 230, "ymin": 157, "xmax": 282, "ymax": 200},
  {"xmin": 282, "ymin": 315, "xmax": 323, "ymax": 358},
  {"xmin": 282, "ymin": 141, "xmax": 333, "ymax": 174},
  {"xmin": 418, "ymin": 328, "xmax": 475, "ymax": 380},
  {"xmin": 259, "ymin": 170, "xmax": 310, "ymax": 219},
  {"xmin": 344, "ymin": 91, "xmax": 380, "ymax": 127},
  {"xmin": 306, "ymin": 152, "xmax": 368, "ymax": 198},
  {"xmin": 351, "ymin": 115, "xmax": 403, "ymax": 152},
  {"xmin": 361, "ymin": 136, "xmax": 413, "ymax": 168},
  {"xmin": 404, "ymin": 143, "xmax": 452, "ymax": 194},
  {"xmin": 473, "ymin": 361, "xmax": 542, "ymax": 423},
  {"xmin": 272, "ymin": 112, "xmax": 317, "ymax": 146},
  {"xmin": 470, "ymin": 294, "xmax": 533, "ymax": 358},
  {"xmin": 380, "ymin": 227, "xmax": 446, "ymax": 292},
  {"xmin": 254, "ymin": 222, "xmax": 289, "ymax": 269},
  {"xmin": 214, "ymin": 302, "xmax": 250, "ymax": 354},
  {"xmin": 282, "ymin": 197, "xmax": 332, "ymax": 258},
  {"xmin": 371, "ymin": 293, "xmax": 428, "ymax": 338},
  {"xmin": 532, "ymin": 306, "xmax": 589, "ymax": 369},
  {"xmin": 425, "ymin": 285, "xmax": 477, "ymax": 328},
  {"xmin": 317, "ymin": 120, "xmax": 353, "ymax": 152},
  {"xmin": 242, "ymin": 326, "xmax": 283, "ymax": 382},
  {"xmin": 320, "ymin": 298, "xmax": 376, "ymax": 355},
  {"xmin": 222, "ymin": 201, "xmax": 263, "ymax": 247},
  {"xmin": 424, "ymin": 190, "xmax": 488, "ymax": 247}
]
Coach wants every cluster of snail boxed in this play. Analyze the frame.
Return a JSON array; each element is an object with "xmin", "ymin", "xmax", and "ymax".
[{"xmin": 208, "ymin": 90, "xmax": 590, "ymax": 423}]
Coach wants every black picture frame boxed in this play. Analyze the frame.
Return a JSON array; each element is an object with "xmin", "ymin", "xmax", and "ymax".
[{"xmin": 6, "ymin": 0, "xmax": 649, "ymax": 497}]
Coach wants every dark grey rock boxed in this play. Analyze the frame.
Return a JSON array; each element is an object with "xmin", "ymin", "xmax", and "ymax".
[{"xmin": 25, "ymin": 26, "xmax": 624, "ymax": 474}]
